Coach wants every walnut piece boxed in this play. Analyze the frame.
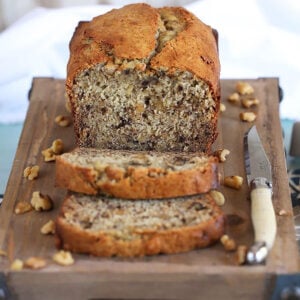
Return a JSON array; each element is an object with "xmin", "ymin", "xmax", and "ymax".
[
  {"xmin": 24, "ymin": 257, "xmax": 47, "ymax": 269},
  {"xmin": 23, "ymin": 165, "xmax": 40, "ymax": 180},
  {"xmin": 224, "ymin": 175, "xmax": 243, "ymax": 190},
  {"xmin": 30, "ymin": 191, "xmax": 53, "ymax": 211},
  {"xmin": 209, "ymin": 190, "xmax": 225, "ymax": 206},
  {"xmin": 227, "ymin": 92, "xmax": 240, "ymax": 103},
  {"xmin": 236, "ymin": 81, "xmax": 254, "ymax": 95},
  {"xmin": 55, "ymin": 115, "xmax": 71, "ymax": 127},
  {"xmin": 41, "ymin": 147, "xmax": 56, "ymax": 162},
  {"xmin": 214, "ymin": 148, "xmax": 230, "ymax": 162},
  {"xmin": 53, "ymin": 250, "xmax": 74, "ymax": 266},
  {"xmin": 42, "ymin": 139, "xmax": 64, "ymax": 162},
  {"xmin": 41, "ymin": 220, "xmax": 56, "ymax": 235},
  {"xmin": 240, "ymin": 111, "xmax": 257, "ymax": 122},
  {"xmin": 220, "ymin": 234, "xmax": 237, "ymax": 251},
  {"xmin": 10, "ymin": 259, "xmax": 24, "ymax": 270},
  {"xmin": 52, "ymin": 139, "xmax": 64, "ymax": 155},
  {"xmin": 241, "ymin": 98, "xmax": 260, "ymax": 108},
  {"xmin": 14, "ymin": 201, "xmax": 33, "ymax": 214}
]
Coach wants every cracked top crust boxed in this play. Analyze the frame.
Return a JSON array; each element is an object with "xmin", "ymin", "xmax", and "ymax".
[{"xmin": 66, "ymin": 3, "xmax": 220, "ymax": 99}]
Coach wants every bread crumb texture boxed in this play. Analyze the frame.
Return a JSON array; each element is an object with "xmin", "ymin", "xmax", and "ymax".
[
  {"xmin": 64, "ymin": 195, "xmax": 217, "ymax": 235},
  {"xmin": 55, "ymin": 148, "xmax": 219, "ymax": 198},
  {"xmin": 56, "ymin": 193, "xmax": 225, "ymax": 256}
]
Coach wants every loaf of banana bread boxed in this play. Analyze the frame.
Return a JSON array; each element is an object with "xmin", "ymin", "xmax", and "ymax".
[
  {"xmin": 66, "ymin": 3, "xmax": 220, "ymax": 153},
  {"xmin": 55, "ymin": 148, "xmax": 219, "ymax": 199},
  {"xmin": 55, "ymin": 193, "xmax": 225, "ymax": 257}
]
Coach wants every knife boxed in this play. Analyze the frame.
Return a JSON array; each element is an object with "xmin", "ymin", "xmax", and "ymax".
[{"xmin": 244, "ymin": 125, "xmax": 276, "ymax": 264}]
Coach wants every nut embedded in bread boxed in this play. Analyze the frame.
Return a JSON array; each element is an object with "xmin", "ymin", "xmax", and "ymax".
[
  {"xmin": 55, "ymin": 148, "xmax": 219, "ymax": 199},
  {"xmin": 66, "ymin": 4, "xmax": 220, "ymax": 153},
  {"xmin": 55, "ymin": 193, "xmax": 225, "ymax": 257}
]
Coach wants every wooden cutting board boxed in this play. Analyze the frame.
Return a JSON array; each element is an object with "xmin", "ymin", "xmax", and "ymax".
[{"xmin": 0, "ymin": 77, "xmax": 298, "ymax": 300}]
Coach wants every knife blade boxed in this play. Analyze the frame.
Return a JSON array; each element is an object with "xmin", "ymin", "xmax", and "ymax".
[{"xmin": 244, "ymin": 125, "xmax": 276, "ymax": 264}]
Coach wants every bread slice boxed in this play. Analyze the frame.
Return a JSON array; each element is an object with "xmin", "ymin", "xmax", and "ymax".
[
  {"xmin": 66, "ymin": 4, "xmax": 220, "ymax": 153},
  {"xmin": 55, "ymin": 148, "xmax": 219, "ymax": 199},
  {"xmin": 55, "ymin": 193, "xmax": 225, "ymax": 257}
]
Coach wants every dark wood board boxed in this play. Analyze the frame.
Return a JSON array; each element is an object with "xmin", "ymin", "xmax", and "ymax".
[{"xmin": 0, "ymin": 77, "xmax": 298, "ymax": 300}]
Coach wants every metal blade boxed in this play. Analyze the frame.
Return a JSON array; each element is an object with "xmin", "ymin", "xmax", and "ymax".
[{"xmin": 244, "ymin": 126, "xmax": 272, "ymax": 185}]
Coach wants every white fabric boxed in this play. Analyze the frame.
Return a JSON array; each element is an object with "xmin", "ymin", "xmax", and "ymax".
[{"xmin": 0, "ymin": 0, "xmax": 299, "ymax": 124}]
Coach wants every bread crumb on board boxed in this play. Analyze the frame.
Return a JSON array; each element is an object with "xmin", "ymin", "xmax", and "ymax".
[{"xmin": 24, "ymin": 257, "xmax": 47, "ymax": 270}]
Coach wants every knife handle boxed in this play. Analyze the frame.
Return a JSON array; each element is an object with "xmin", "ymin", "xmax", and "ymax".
[{"xmin": 250, "ymin": 178, "xmax": 276, "ymax": 250}]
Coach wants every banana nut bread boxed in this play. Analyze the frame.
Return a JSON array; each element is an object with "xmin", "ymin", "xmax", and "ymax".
[
  {"xmin": 55, "ymin": 193, "xmax": 225, "ymax": 257},
  {"xmin": 66, "ymin": 3, "xmax": 220, "ymax": 153},
  {"xmin": 55, "ymin": 148, "xmax": 219, "ymax": 199}
]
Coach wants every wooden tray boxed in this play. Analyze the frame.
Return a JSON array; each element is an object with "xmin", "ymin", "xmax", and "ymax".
[{"xmin": 0, "ymin": 77, "xmax": 298, "ymax": 300}]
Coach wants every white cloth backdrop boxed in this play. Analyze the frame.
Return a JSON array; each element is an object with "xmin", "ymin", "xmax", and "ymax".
[{"xmin": 0, "ymin": 0, "xmax": 299, "ymax": 124}]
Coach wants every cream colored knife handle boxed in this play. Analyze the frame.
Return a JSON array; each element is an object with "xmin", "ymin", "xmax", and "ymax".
[{"xmin": 250, "ymin": 183, "xmax": 276, "ymax": 250}]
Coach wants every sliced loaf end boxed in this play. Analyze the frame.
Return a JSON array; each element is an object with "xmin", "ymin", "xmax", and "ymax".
[{"xmin": 55, "ymin": 193, "xmax": 225, "ymax": 257}]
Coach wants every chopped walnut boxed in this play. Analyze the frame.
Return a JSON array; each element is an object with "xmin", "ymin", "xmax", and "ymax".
[
  {"xmin": 220, "ymin": 103, "xmax": 226, "ymax": 112},
  {"xmin": 214, "ymin": 149, "xmax": 230, "ymax": 162},
  {"xmin": 41, "ymin": 147, "xmax": 56, "ymax": 162},
  {"xmin": 30, "ymin": 191, "xmax": 53, "ymax": 211},
  {"xmin": 14, "ymin": 201, "xmax": 33, "ymax": 214},
  {"xmin": 53, "ymin": 250, "xmax": 74, "ymax": 266},
  {"xmin": 220, "ymin": 234, "xmax": 237, "ymax": 251},
  {"xmin": 209, "ymin": 190, "xmax": 225, "ymax": 206},
  {"xmin": 24, "ymin": 257, "xmax": 47, "ymax": 269},
  {"xmin": 240, "ymin": 111, "xmax": 257, "ymax": 122},
  {"xmin": 236, "ymin": 81, "xmax": 254, "ymax": 95},
  {"xmin": 224, "ymin": 175, "xmax": 243, "ymax": 190},
  {"xmin": 42, "ymin": 138, "xmax": 64, "ymax": 162},
  {"xmin": 41, "ymin": 220, "xmax": 56, "ymax": 235},
  {"xmin": 55, "ymin": 115, "xmax": 71, "ymax": 127},
  {"xmin": 52, "ymin": 139, "xmax": 64, "ymax": 155},
  {"xmin": 10, "ymin": 259, "xmax": 24, "ymax": 271},
  {"xmin": 236, "ymin": 245, "xmax": 248, "ymax": 265},
  {"xmin": 227, "ymin": 92, "xmax": 240, "ymax": 103},
  {"xmin": 241, "ymin": 98, "xmax": 260, "ymax": 108},
  {"xmin": 23, "ymin": 165, "xmax": 40, "ymax": 180}
]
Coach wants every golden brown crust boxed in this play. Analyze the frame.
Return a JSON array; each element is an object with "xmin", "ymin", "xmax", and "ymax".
[
  {"xmin": 55, "ymin": 149, "xmax": 219, "ymax": 199},
  {"xmin": 55, "ymin": 194, "xmax": 225, "ymax": 257},
  {"xmin": 66, "ymin": 4, "xmax": 220, "ymax": 100},
  {"xmin": 152, "ymin": 6, "xmax": 220, "ymax": 99},
  {"xmin": 66, "ymin": 4, "xmax": 160, "ymax": 94}
]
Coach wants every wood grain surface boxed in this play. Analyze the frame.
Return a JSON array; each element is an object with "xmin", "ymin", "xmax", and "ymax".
[{"xmin": 0, "ymin": 77, "xmax": 298, "ymax": 300}]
